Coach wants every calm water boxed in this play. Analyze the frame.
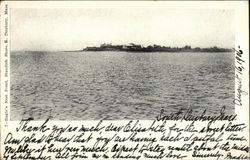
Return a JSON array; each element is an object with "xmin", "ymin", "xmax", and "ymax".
[{"xmin": 11, "ymin": 51, "xmax": 234, "ymax": 120}]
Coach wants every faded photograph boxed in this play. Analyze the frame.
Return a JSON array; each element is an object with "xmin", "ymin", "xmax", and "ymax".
[{"xmin": 10, "ymin": 8, "xmax": 235, "ymax": 120}]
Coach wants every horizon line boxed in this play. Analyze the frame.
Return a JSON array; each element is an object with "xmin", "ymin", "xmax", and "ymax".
[{"xmin": 11, "ymin": 44, "xmax": 234, "ymax": 52}]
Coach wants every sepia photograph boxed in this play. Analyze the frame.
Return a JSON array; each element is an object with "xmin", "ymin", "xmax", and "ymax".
[
  {"xmin": 1, "ymin": 2, "xmax": 249, "ymax": 160},
  {"xmin": 10, "ymin": 7, "xmax": 235, "ymax": 120}
]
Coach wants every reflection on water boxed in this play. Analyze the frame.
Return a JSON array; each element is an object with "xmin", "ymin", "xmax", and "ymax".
[{"xmin": 10, "ymin": 51, "xmax": 234, "ymax": 120}]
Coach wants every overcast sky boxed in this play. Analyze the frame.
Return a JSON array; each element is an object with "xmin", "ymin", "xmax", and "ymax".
[{"xmin": 11, "ymin": 8, "xmax": 235, "ymax": 51}]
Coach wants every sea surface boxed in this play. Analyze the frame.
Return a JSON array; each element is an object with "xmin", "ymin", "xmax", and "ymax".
[{"xmin": 10, "ymin": 51, "xmax": 234, "ymax": 120}]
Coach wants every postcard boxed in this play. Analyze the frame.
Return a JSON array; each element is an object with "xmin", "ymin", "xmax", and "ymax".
[{"xmin": 0, "ymin": 1, "xmax": 249, "ymax": 160}]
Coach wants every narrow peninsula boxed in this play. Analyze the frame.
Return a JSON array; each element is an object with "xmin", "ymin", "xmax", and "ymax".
[{"xmin": 82, "ymin": 43, "xmax": 232, "ymax": 52}]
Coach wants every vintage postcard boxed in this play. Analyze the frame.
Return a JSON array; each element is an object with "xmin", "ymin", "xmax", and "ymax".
[{"xmin": 1, "ymin": 1, "xmax": 249, "ymax": 160}]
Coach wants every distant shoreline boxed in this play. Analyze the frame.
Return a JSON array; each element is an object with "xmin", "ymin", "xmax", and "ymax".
[
  {"xmin": 62, "ymin": 50, "xmax": 83, "ymax": 52},
  {"xmin": 81, "ymin": 43, "xmax": 233, "ymax": 53}
]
